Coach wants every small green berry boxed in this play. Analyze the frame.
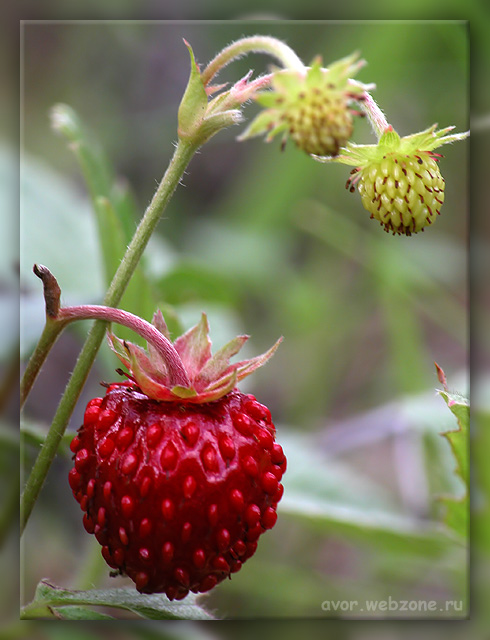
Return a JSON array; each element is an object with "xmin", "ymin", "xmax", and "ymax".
[
  {"xmin": 318, "ymin": 124, "xmax": 469, "ymax": 236},
  {"xmin": 239, "ymin": 52, "xmax": 371, "ymax": 156},
  {"xmin": 352, "ymin": 151, "xmax": 445, "ymax": 235}
]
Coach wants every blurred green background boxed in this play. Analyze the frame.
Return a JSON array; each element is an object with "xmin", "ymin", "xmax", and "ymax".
[{"xmin": 9, "ymin": 18, "xmax": 478, "ymax": 624}]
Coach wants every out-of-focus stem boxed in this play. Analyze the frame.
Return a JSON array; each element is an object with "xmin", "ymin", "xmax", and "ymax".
[{"xmin": 201, "ymin": 35, "xmax": 306, "ymax": 86}]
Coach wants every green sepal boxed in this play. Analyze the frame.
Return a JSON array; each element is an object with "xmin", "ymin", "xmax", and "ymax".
[
  {"xmin": 238, "ymin": 110, "xmax": 287, "ymax": 142},
  {"xmin": 305, "ymin": 56, "xmax": 323, "ymax": 86},
  {"xmin": 170, "ymin": 385, "xmax": 199, "ymax": 399},
  {"xmin": 177, "ymin": 41, "xmax": 208, "ymax": 140},
  {"xmin": 378, "ymin": 126, "xmax": 401, "ymax": 150},
  {"xmin": 269, "ymin": 67, "xmax": 303, "ymax": 94},
  {"xmin": 254, "ymin": 92, "xmax": 284, "ymax": 108},
  {"xmin": 317, "ymin": 123, "xmax": 469, "ymax": 165}
]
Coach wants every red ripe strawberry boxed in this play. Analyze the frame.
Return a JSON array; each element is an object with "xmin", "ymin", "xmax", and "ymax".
[{"xmin": 68, "ymin": 312, "xmax": 284, "ymax": 600}]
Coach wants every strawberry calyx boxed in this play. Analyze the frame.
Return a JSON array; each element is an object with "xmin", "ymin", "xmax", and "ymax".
[
  {"xmin": 109, "ymin": 311, "xmax": 282, "ymax": 403},
  {"xmin": 31, "ymin": 266, "xmax": 281, "ymax": 404},
  {"xmin": 315, "ymin": 123, "xmax": 469, "ymax": 166}
]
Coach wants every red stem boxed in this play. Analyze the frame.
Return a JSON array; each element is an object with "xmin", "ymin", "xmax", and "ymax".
[{"xmin": 58, "ymin": 305, "xmax": 190, "ymax": 387}]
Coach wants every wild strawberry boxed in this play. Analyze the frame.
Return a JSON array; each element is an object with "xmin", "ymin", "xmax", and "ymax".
[
  {"xmin": 239, "ymin": 52, "xmax": 372, "ymax": 156},
  {"xmin": 318, "ymin": 123, "xmax": 469, "ymax": 235},
  {"xmin": 69, "ymin": 312, "xmax": 284, "ymax": 600},
  {"xmin": 354, "ymin": 150, "xmax": 445, "ymax": 235}
]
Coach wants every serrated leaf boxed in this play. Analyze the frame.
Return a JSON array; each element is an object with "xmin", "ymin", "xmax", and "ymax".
[
  {"xmin": 178, "ymin": 41, "xmax": 208, "ymax": 139},
  {"xmin": 438, "ymin": 389, "xmax": 469, "ymax": 490},
  {"xmin": 438, "ymin": 495, "xmax": 468, "ymax": 539},
  {"xmin": 25, "ymin": 581, "xmax": 214, "ymax": 620},
  {"xmin": 436, "ymin": 387, "xmax": 469, "ymax": 539}
]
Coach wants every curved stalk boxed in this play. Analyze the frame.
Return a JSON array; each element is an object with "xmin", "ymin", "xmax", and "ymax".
[
  {"xmin": 359, "ymin": 91, "xmax": 389, "ymax": 139},
  {"xmin": 201, "ymin": 35, "xmax": 306, "ymax": 86},
  {"xmin": 58, "ymin": 305, "xmax": 189, "ymax": 387}
]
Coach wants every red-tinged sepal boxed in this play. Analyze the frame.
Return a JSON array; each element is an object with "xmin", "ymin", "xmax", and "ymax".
[
  {"xmin": 108, "ymin": 311, "xmax": 282, "ymax": 404},
  {"xmin": 182, "ymin": 370, "xmax": 239, "ymax": 404},
  {"xmin": 194, "ymin": 335, "xmax": 250, "ymax": 390},
  {"xmin": 173, "ymin": 313, "xmax": 212, "ymax": 380},
  {"xmin": 108, "ymin": 333, "xmax": 171, "ymax": 392},
  {"xmin": 145, "ymin": 310, "xmax": 172, "ymax": 376}
]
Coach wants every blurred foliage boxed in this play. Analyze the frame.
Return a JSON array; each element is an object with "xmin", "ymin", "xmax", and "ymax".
[{"xmin": 9, "ymin": 19, "xmax": 480, "ymax": 624}]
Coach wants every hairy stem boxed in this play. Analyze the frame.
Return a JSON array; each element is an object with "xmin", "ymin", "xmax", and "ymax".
[
  {"xmin": 359, "ymin": 91, "xmax": 389, "ymax": 139},
  {"xmin": 20, "ymin": 138, "xmax": 198, "ymax": 534},
  {"xmin": 201, "ymin": 35, "xmax": 306, "ymax": 86},
  {"xmin": 59, "ymin": 305, "xmax": 189, "ymax": 387}
]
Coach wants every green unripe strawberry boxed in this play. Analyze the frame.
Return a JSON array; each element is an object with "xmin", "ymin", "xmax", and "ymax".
[
  {"xmin": 239, "ymin": 53, "xmax": 372, "ymax": 156},
  {"xmin": 355, "ymin": 151, "xmax": 445, "ymax": 235},
  {"xmin": 319, "ymin": 124, "xmax": 469, "ymax": 235}
]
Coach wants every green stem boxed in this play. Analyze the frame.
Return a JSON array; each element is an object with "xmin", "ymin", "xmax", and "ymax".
[
  {"xmin": 20, "ymin": 138, "xmax": 199, "ymax": 535},
  {"xmin": 0, "ymin": 342, "xmax": 20, "ymax": 414},
  {"xmin": 0, "ymin": 464, "xmax": 19, "ymax": 547},
  {"xmin": 20, "ymin": 320, "xmax": 64, "ymax": 409},
  {"xmin": 201, "ymin": 35, "xmax": 306, "ymax": 86}
]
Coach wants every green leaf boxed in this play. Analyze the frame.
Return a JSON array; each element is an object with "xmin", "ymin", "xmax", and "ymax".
[
  {"xmin": 437, "ymin": 387, "xmax": 470, "ymax": 538},
  {"xmin": 23, "ymin": 581, "xmax": 214, "ymax": 621},
  {"xmin": 51, "ymin": 606, "xmax": 115, "ymax": 620},
  {"xmin": 20, "ymin": 153, "xmax": 105, "ymax": 298},
  {"xmin": 177, "ymin": 41, "xmax": 208, "ymax": 139},
  {"xmin": 94, "ymin": 196, "xmax": 127, "ymax": 284},
  {"xmin": 50, "ymin": 104, "xmax": 113, "ymax": 203},
  {"xmin": 438, "ymin": 495, "xmax": 467, "ymax": 539},
  {"xmin": 438, "ymin": 389, "xmax": 469, "ymax": 491}
]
